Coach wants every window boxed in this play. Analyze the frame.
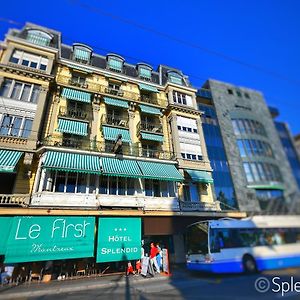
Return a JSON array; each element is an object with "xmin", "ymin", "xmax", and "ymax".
[
  {"xmin": 244, "ymin": 93, "xmax": 250, "ymax": 99},
  {"xmin": 236, "ymin": 90, "xmax": 242, "ymax": 97},
  {"xmin": 9, "ymin": 50, "xmax": 49, "ymax": 71},
  {"xmin": 108, "ymin": 57, "xmax": 123, "ymax": 72},
  {"xmin": 243, "ymin": 163, "xmax": 254, "ymax": 183},
  {"xmin": 26, "ymin": 30, "xmax": 52, "ymax": 46},
  {"xmin": 139, "ymin": 66, "xmax": 152, "ymax": 80},
  {"xmin": 227, "ymin": 89, "xmax": 233, "ymax": 95},
  {"xmin": 184, "ymin": 183, "xmax": 200, "ymax": 202},
  {"xmin": 231, "ymin": 118, "xmax": 267, "ymax": 137},
  {"xmin": 0, "ymin": 115, "xmax": 33, "ymax": 138},
  {"xmin": 237, "ymin": 140, "xmax": 246, "ymax": 157},
  {"xmin": 144, "ymin": 179, "xmax": 175, "ymax": 197},
  {"xmin": 0, "ymin": 79, "xmax": 40, "ymax": 103},
  {"xmin": 168, "ymin": 72, "xmax": 183, "ymax": 85},
  {"xmin": 73, "ymin": 46, "xmax": 91, "ymax": 64}
]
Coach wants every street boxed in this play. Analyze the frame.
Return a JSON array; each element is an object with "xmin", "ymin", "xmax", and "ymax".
[{"xmin": 1, "ymin": 267, "xmax": 299, "ymax": 300}]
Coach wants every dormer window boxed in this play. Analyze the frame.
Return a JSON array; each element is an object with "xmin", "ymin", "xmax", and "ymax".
[
  {"xmin": 73, "ymin": 44, "xmax": 92, "ymax": 64},
  {"xmin": 168, "ymin": 72, "xmax": 183, "ymax": 85},
  {"xmin": 26, "ymin": 29, "xmax": 52, "ymax": 46},
  {"xmin": 138, "ymin": 64, "xmax": 152, "ymax": 81},
  {"xmin": 107, "ymin": 55, "xmax": 124, "ymax": 73}
]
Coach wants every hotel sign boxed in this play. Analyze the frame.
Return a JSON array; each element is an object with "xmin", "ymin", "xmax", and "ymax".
[
  {"xmin": 4, "ymin": 216, "xmax": 95, "ymax": 263},
  {"xmin": 97, "ymin": 218, "xmax": 141, "ymax": 263}
]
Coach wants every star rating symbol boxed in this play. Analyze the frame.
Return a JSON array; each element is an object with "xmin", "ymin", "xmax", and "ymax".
[{"xmin": 114, "ymin": 228, "xmax": 127, "ymax": 232}]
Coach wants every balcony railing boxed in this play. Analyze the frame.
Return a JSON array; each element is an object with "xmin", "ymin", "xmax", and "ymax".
[
  {"xmin": 180, "ymin": 201, "xmax": 221, "ymax": 211},
  {"xmin": 41, "ymin": 135, "xmax": 174, "ymax": 159},
  {"xmin": 0, "ymin": 194, "xmax": 30, "ymax": 207},
  {"xmin": 0, "ymin": 135, "xmax": 28, "ymax": 145},
  {"xmin": 56, "ymin": 75, "xmax": 167, "ymax": 106},
  {"xmin": 139, "ymin": 121, "xmax": 163, "ymax": 134},
  {"xmin": 102, "ymin": 114, "xmax": 129, "ymax": 128},
  {"xmin": 59, "ymin": 106, "xmax": 89, "ymax": 120},
  {"xmin": 105, "ymin": 87, "xmax": 124, "ymax": 97},
  {"xmin": 56, "ymin": 75, "xmax": 101, "ymax": 92}
]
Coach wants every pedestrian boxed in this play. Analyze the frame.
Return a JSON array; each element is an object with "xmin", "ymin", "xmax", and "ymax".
[
  {"xmin": 156, "ymin": 243, "xmax": 162, "ymax": 272},
  {"xmin": 126, "ymin": 262, "xmax": 135, "ymax": 276},
  {"xmin": 135, "ymin": 260, "xmax": 141, "ymax": 275},
  {"xmin": 150, "ymin": 242, "xmax": 160, "ymax": 274},
  {"xmin": 0, "ymin": 264, "xmax": 14, "ymax": 284}
]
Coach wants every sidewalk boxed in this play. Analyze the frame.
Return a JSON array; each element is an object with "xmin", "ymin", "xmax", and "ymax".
[{"xmin": 0, "ymin": 271, "xmax": 173, "ymax": 299}]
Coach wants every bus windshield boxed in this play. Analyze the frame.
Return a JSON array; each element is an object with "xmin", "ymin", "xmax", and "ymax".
[{"xmin": 186, "ymin": 222, "xmax": 208, "ymax": 255}]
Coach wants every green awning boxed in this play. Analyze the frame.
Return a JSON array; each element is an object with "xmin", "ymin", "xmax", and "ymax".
[
  {"xmin": 67, "ymin": 63, "xmax": 93, "ymax": 73},
  {"xmin": 186, "ymin": 169, "xmax": 213, "ymax": 184},
  {"xmin": 101, "ymin": 157, "xmax": 142, "ymax": 178},
  {"xmin": 43, "ymin": 151, "xmax": 101, "ymax": 174},
  {"xmin": 74, "ymin": 48, "xmax": 90, "ymax": 61},
  {"xmin": 247, "ymin": 184, "xmax": 285, "ymax": 190},
  {"xmin": 141, "ymin": 132, "xmax": 164, "ymax": 142},
  {"xmin": 102, "ymin": 126, "xmax": 131, "ymax": 143},
  {"xmin": 108, "ymin": 59, "xmax": 123, "ymax": 72},
  {"xmin": 139, "ymin": 68, "xmax": 151, "ymax": 79},
  {"xmin": 139, "ymin": 83, "xmax": 159, "ymax": 93},
  {"xmin": 0, "ymin": 150, "xmax": 23, "ymax": 173},
  {"xmin": 104, "ymin": 97, "xmax": 128, "ymax": 108},
  {"xmin": 137, "ymin": 161, "xmax": 183, "ymax": 181},
  {"xmin": 140, "ymin": 104, "xmax": 161, "ymax": 115},
  {"xmin": 61, "ymin": 87, "xmax": 91, "ymax": 103},
  {"xmin": 56, "ymin": 119, "xmax": 88, "ymax": 136}
]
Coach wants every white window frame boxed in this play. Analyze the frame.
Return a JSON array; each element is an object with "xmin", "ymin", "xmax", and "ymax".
[
  {"xmin": 0, "ymin": 114, "xmax": 33, "ymax": 138},
  {"xmin": 10, "ymin": 50, "xmax": 48, "ymax": 71}
]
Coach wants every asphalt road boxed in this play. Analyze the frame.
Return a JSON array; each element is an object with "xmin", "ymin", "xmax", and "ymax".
[{"xmin": 24, "ymin": 268, "xmax": 300, "ymax": 300}]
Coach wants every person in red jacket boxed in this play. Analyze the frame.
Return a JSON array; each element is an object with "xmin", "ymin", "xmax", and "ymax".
[{"xmin": 150, "ymin": 242, "xmax": 160, "ymax": 273}]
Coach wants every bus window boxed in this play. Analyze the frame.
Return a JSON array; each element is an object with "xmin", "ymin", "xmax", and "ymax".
[{"xmin": 186, "ymin": 223, "xmax": 208, "ymax": 255}]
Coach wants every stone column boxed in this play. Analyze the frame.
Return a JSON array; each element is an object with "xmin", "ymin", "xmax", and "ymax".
[
  {"xmin": 47, "ymin": 92, "xmax": 60, "ymax": 137},
  {"xmin": 168, "ymin": 112, "xmax": 180, "ymax": 160},
  {"xmin": 1, "ymin": 45, "xmax": 14, "ymax": 64}
]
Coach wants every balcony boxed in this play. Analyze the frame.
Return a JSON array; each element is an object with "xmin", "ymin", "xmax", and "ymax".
[
  {"xmin": 180, "ymin": 201, "xmax": 221, "ymax": 212},
  {"xmin": 58, "ymin": 106, "xmax": 89, "ymax": 121},
  {"xmin": 102, "ymin": 114, "xmax": 129, "ymax": 128},
  {"xmin": 0, "ymin": 194, "xmax": 30, "ymax": 207},
  {"xmin": 56, "ymin": 75, "xmax": 101, "ymax": 93},
  {"xmin": 105, "ymin": 87, "xmax": 124, "ymax": 97},
  {"xmin": 140, "ymin": 94, "xmax": 159, "ymax": 105},
  {"xmin": 41, "ymin": 135, "xmax": 174, "ymax": 159},
  {"xmin": 140, "ymin": 121, "xmax": 163, "ymax": 134},
  {"xmin": 0, "ymin": 135, "xmax": 28, "ymax": 146}
]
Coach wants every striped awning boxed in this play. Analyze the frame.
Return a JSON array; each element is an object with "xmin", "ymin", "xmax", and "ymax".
[
  {"xmin": 102, "ymin": 126, "xmax": 131, "ymax": 143},
  {"xmin": 101, "ymin": 157, "xmax": 142, "ymax": 178},
  {"xmin": 108, "ymin": 59, "xmax": 123, "ymax": 71},
  {"xmin": 137, "ymin": 161, "xmax": 183, "ymax": 181},
  {"xmin": 185, "ymin": 169, "xmax": 213, "ymax": 184},
  {"xmin": 56, "ymin": 119, "xmax": 88, "ymax": 136},
  {"xmin": 141, "ymin": 132, "xmax": 164, "ymax": 142},
  {"xmin": 74, "ymin": 48, "xmax": 90, "ymax": 61},
  {"xmin": 61, "ymin": 88, "xmax": 91, "ymax": 103},
  {"xmin": 104, "ymin": 97, "xmax": 128, "ymax": 108},
  {"xmin": 140, "ymin": 104, "xmax": 161, "ymax": 115},
  {"xmin": 139, "ymin": 83, "xmax": 158, "ymax": 93},
  {"xmin": 0, "ymin": 150, "xmax": 23, "ymax": 173},
  {"xmin": 43, "ymin": 151, "xmax": 101, "ymax": 174},
  {"xmin": 26, "ymin": 33, "xmax": 50, "ymax": 46}
]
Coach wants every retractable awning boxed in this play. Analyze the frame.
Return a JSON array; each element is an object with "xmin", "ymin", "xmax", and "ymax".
[
  {"xmin": 56, "ymin": 118, "xmax": 88, "ymax": 136},
  {"xmin": 101, "ymin": 157, "xmax": 142, "ymax": 178},
  {"xmin": 141, "ymin": 132, "xmax": 164, "ymax": 142},
  {"xmin": 43, "ymin": 151, "xmax": 101, "ymax": 174},
  {"xmin": 103, "ymin": 97, "xmax": 128, "ymax": 108},
  {"xmin": 0, "ymin": 149, "xmax": 23, "ymax": 173},
  {"xmin": 137, "ymin": 161, "xmax": 183, "ymax": 181},
  {"xmin": 61, "ymin": 88, "xmax": 91, "ymax": 103},
  {"xmin": 139, "ymin": 83, "xmax": 159, "ymax": 93},
  {"xmin": 102, "ymin": 126, "xmax": 131, "ymax": 143},
  {"xmin": 140, "ymin": 104, "xmax": 161, "ymax": 115},
  {"xmin": 185, "ymin": 169, "xmax": 214, "ymax": 184}
]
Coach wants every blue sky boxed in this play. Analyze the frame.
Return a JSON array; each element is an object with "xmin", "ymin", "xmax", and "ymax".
[{"xmin": 1, "ymin": 0, "xmax": 300, "ymax": 134}]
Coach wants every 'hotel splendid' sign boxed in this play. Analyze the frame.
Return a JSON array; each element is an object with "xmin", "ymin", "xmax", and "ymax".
[
  {"xmin": 97, "ymin": 218, "xmax": 141, "ymax": 263},
  {"xmin": 4, "ymin": 216, "xmax": 95, "ymax": 263}
]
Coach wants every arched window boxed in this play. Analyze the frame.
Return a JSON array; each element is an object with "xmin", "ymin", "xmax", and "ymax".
[
  {"xmin": 73, "ymin": 44, "xmax": 92, "ymax": 64},
  {"xmin": 107, "ymin": 54, "xmax": 124, "ymax": 73},
  {"xmin": 168, "ymin": 71, "xmax": 183, "ymax": 85},
  {"xmin": 26, "ymin": 29, "xmax": 52, "ymax": 46},
  {"xmin": 137, "ymin": 63, "xmax": 152, "ymax": 80}
]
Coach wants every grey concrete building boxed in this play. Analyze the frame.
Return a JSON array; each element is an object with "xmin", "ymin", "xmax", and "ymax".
[{"xmin": 198, "ymin": 79, "xmax": 298, "ymax": 213}]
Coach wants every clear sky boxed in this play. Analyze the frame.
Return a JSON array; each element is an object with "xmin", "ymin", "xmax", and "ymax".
[{"xmin": 1, "ymin": 0, "xmax": 299, "ymax": 134}]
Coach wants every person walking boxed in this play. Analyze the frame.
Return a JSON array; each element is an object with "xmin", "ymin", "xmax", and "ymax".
[{"xmin": 150, "ymin": 242, "xmax": 160, "ymax": 274}]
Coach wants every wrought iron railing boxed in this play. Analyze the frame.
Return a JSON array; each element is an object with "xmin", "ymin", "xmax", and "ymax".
[
  {"xmin": 101, "ymin": 114, "xmax": 129, "ymax": 128},
  {"xmin": 58, "ymin": 106, "xmax": 90, "ymax": 120},
  {"xmin": 180, "ymin": 200, "xmax": 221, "ymax": 211}
]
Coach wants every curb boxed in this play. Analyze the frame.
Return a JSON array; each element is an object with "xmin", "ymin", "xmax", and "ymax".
[{"xmin": 0, "ymin": 275, "xmax": 169, "ymax": 299}]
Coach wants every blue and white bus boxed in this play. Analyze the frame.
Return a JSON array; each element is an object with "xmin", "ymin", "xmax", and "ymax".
[{"xmin": 186, "ymin": 216, "xmax": 300, "ymax": 273}]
